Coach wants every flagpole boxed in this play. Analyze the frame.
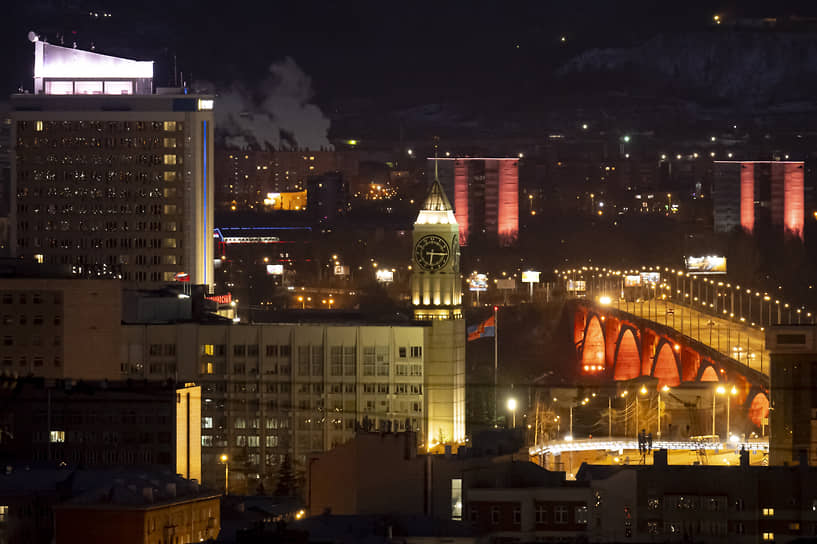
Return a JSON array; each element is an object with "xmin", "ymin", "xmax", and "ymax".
[{"xmin": 493, "ymin": 305, "xmax": 498, "ymax": 427}]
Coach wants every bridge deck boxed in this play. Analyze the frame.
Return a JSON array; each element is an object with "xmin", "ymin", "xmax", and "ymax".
[{"xmin": 611, "ymin": 298, "xmax": 769, "ymax": 375}]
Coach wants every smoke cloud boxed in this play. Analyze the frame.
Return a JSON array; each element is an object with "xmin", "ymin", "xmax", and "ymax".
[{"xmin": 199, "ymin": 57, "xmax": 332, "ymax": 151}]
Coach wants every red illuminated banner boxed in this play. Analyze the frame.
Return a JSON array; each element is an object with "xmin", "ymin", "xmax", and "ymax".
[{"xmin": 206, "ymin": 293, "xmax": 233, "ymax": 305}]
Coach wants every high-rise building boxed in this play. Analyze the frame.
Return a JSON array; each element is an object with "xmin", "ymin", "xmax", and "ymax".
[
  {"xmin": 10, "ymin": 41, "xmax": 214, "ymax": 288},
  {"xmin": 713, "ymin": 161, "xmax": 804, "ymax": 238},
  {"xmin": 411, "ymin": 178, "xmax": 466, "ymax": 445},
  {"xmin": 428, "ymin": 158, "xmax": 519, "ymax": 246}
]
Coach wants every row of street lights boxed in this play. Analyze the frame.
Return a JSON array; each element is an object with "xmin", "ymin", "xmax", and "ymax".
[{"xmin": 546, "ymin": 382, "xmax": 743, "ymax": 443}]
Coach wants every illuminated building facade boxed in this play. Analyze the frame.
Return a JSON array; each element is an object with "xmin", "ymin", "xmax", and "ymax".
[
  {"xmin": 10, "ymin": 42, "xmax": 215, "ymax": 288},
  {"xmin": 215, "ymin": 149, "xmax": 358, "ymax": 211},
  {"xmin": 429, "ymin": 157, "xmax": 519, "ymax": 246},
  {"xmin": 713, "ymin": 161, "xmax": 804, "ymax": 239},
  {"xmin": 411, "ymin": 178, "xmax": 466, "ymax": 445}
]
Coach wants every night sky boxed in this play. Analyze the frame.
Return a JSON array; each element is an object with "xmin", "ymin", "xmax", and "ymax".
[{"xmin": 5, "ymin": 0, "xmax": 814, "ymax": 110}]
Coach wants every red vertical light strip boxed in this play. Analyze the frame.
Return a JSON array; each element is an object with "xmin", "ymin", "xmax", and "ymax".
[
  {"xmin": 454, "ymin": 160, "xmax": 469, "ymax": 245},
  {"xmin": 497, "ymin": 160, "xmax": 519, "ymax": 246},
  {"xmin": 784, "ymin": 162, "xmax": 804, "ymax": 239},
  {"xmin": 740, "ymin": 162, "xmax": 755, "ymax": 233}
]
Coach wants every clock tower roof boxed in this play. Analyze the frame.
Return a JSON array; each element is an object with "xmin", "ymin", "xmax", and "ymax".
[
  {"xmin": 422, "ymin": 178, "xmax": 453, "ymax": 212},
  {"xmin": 416, "ymin": 178, "xmax": 457, "ymax": 226}
]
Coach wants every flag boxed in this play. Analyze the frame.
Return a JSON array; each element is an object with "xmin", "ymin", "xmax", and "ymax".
[{"xmin": 467, "ymin": 315, "xmax": 495, "ymax": 342}]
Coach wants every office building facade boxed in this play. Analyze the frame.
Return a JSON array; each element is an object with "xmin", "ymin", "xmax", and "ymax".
[
  {"xmin": 122, "ymin": 321, "xmax": 429, "ymax": 491},
  {"xmin": 10, "ymin": 42, "xmax": 214, "ymax": 288},
  {"xmin": 0, "ymin": 275, "xmax": 121, "ymax": 380},
  {"xmin": 0, "ymin": 379, "xmax": 201, "ymax": 481}
]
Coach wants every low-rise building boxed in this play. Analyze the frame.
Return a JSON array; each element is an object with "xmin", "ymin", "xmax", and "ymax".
[
  {"xmin": 53, "ymin": 471, "xmax": 220, "ymax": 544},
  {"xmin": 0, "ymin": 467, "xmax": 217, "ymax": 544}
]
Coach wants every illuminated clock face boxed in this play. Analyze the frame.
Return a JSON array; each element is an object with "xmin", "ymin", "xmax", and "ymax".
[
  {"xmin": 415, "ymin": 235, "xmax": 450, "ymax": 271},
  {"xmin": 451, "ymin": 234, "xmax": 460, "ymax": 271}
]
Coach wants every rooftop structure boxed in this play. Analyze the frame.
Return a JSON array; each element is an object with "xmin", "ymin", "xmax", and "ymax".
[{"xmin": 33, "ymin": 40, "xmax": 153, "ymax": 95}]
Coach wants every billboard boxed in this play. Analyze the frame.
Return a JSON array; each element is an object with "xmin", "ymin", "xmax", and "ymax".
[
  {"xmin": 640, "ymin": 272, "xmax": 660, "ymax": 284},
  {"xmin": 567, "ymin": 280, "xmax": 586, "ymax": 292},
  {"xmin": 521, "ymin": 270, "xmax": 540, "ymax": 283},
  {"xmin": 686, "ymin": 255, "xmax": 727, "ymax": 275},
  {"xmin": 496, "ymin": 279, "xmax": 516, "ymax": 290},
  {"xmin": 376, "ymin": 269, "xmax": 394, "ymax": 283},
  {"xmin": 266, "ymin": 264, "xmax": 284, "ymax": 275},
  {"xmin": 624, "ymin": 275, "xmax": 641, "ymax": 287},
  {"xmin": 334, "ymin": 265, "xmax": 349, "ymax": 276},
  {"xmin": 469, "ymin": 274, "xmax": 488, "ymax": 292}
]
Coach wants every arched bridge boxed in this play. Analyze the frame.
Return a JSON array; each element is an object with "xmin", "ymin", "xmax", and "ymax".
[{"xmin": 570, "ymin": 299, "xmax": 769, "ymax": 427}]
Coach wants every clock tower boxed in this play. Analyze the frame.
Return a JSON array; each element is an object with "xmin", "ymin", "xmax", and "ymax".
[
  {"xmin": 412, "ymin": 176, "xmax": 465, "ymax": 445},
  {"xmin": 412, "ymin": 178, "xmax": 462, "ymax": 319}
]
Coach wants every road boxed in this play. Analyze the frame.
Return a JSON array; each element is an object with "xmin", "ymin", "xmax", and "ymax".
[{"xmin": 613, "ymin": 298, "xmax": 770, "ymax": 375}]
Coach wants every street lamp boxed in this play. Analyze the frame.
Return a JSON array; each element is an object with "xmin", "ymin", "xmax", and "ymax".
[
  {"xmin": 716, "ymin": 385, "xmax": 738, "ymax": 438},
  {"xmin": 507, "ymin": 398, "xmax": 517, "ymax": 428},
  {"xmin": 658, "ymin": 385, "xmax": 670, "ymax": 438},
  {"xmin": 220, "ymin": 454, "xmax": 229, "ymax": 495}
]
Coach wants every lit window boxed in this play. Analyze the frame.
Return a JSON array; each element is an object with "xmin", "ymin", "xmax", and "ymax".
[
  {"xmin": 163, "ymin": 137, "xmax": 177, "ymax": 149},
  {"xmin": 163, "ymin": 121, "xmax": 177, "ymax": 131},
  {"xmin": 763, "ymin": 508, "xmax": 775, "ymax": 517},
  {"xmin": 763, "ymin": 533, "xmax": 774, "ymax": 541},
  {"xmin": 35, "ymin": 121, "xmax": 43, "ymax": 132},
  {"xmin": 202, "ymin": 417, "xmax": 213, "ymax": 429},
  {"xmin": 103, "ymin": 81, "xmax": 132, "ymax": 95},
  {"xmin": 163, "ymin": 171, "xmax": 177, "ymax": 182},
  {"xmin": 201, "ymin": 344, "xmax": 214, "ymax": 356},
  {"xmin": 197, "ymin": 99, "xmax": 214, "ymax": 111},
  {"xmin": 163, "ymin": 154, "xmax": 177, "ymax": 165},
  {"xmin": 74, "ymin": 81, "xmax": 103, "ymax": 95},
  {"xmin": 451, "ymin": 479, "xmax": 462, "ymax": 520},
  {"xmin": 0, "ymin": 505, "xmax": 6, "ymax": 521},
  {"xmin": 49, "ymin": 430, "xmax": 65, "ymax": 443},
  {"xmin": 163, "ymin": 205, "xmax": 177, "ymax": 215},
  {"xmin": 164, "ymin": 238, "xmax": 177, "ymax": 249}
]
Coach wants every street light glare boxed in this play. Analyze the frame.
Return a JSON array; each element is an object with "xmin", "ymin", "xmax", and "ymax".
[
  {"xmin": 716, "ymin": 385, "xmax": 726, "ymax": 395},
  {"xmin": 220, "ymin": 454, "xmax": 228, "ymax": 462},
  {"xmin": 507, "ymin": 398, "xmax": 517, "ymax": 411}
]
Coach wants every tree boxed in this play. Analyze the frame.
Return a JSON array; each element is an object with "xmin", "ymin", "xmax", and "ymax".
[{"xmin": 274, "ymin": 454, "xmax": 296, "ymax": 497}]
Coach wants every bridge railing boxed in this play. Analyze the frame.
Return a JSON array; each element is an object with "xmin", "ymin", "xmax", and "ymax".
[{"xmin": 530, "ymin": 436, "xmax": 769, "ymax": 456}]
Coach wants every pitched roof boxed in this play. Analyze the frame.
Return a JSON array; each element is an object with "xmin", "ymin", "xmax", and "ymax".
[{"xmin": 421, "ymin": 178, "xmax": 453, "ymax": 212}]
